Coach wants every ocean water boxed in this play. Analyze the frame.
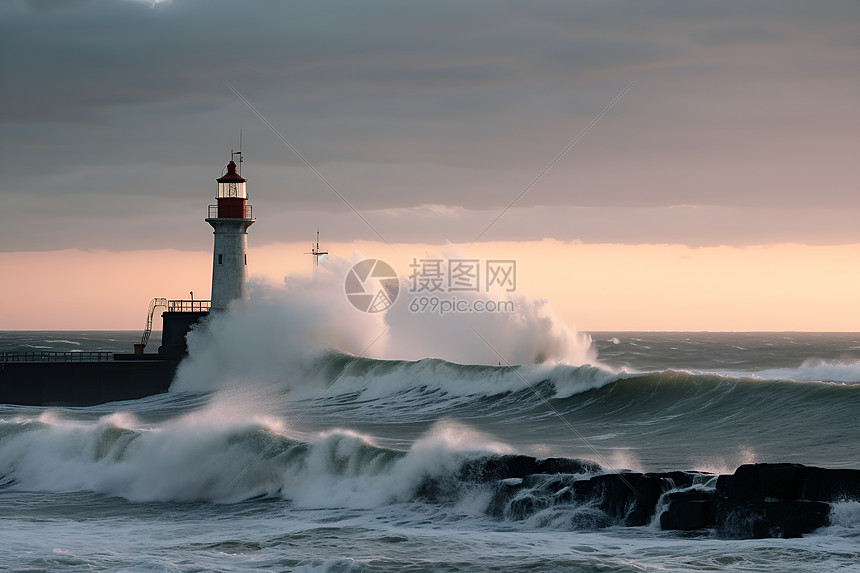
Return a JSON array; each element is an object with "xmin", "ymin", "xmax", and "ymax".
[{"xmin": 1, "ymin": 330, "xmax": 859, "ymax": 572}]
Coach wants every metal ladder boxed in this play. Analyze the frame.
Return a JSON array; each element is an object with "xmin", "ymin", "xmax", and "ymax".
[{"xmin": 139, "ymin": 297, "xmax": 168, "ymax": 349}]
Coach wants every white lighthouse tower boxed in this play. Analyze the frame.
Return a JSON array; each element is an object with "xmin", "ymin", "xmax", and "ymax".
[{"xmin": 205, "ymin": 155, "xmax": 255, "ymax": 311}]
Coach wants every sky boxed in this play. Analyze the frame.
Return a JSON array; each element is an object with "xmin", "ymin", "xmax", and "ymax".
[{"xmin": 1, "ymin": 0, "xmax": 858, "ymax": 331}]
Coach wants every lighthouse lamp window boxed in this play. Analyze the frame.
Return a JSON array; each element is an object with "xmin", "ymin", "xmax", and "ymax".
[{"xmin": 217, "ymin": 181, "xmax": 246, "ymax": 199}]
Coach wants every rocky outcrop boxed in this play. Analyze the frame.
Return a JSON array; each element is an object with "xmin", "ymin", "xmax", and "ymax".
[
  {"xmin": 457, "ymin": 457, "xmax": 860, "ymax": 538},
  {"xmin": 487, "ymin": 469, "xmax": 708, "ymax": 526},
  {"xmin": 705, "ymin": 463, "xmax": 859, "ymax": 538},
  {"xmin": 659, "ymin": 490, "xmax": 716, "ymax": 531},
  {"xmin": 457, "ymin": 455, "xmax": 601, "ymax": 483}
]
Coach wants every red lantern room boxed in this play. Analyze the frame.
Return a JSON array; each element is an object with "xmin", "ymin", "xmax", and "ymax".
[{"xmin": 215, "ymin": 160, "xmax": 248, "ymax": 219}]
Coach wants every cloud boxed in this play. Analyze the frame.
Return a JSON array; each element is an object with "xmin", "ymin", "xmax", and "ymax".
[{"xmin": 1, "ymin": 0, "xmax": 858, "ymax": 251}]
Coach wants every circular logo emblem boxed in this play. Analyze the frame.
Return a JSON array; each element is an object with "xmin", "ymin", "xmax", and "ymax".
[{"xmin": 345, "ymin": 259, "xmax": 399, "ymax": 313}]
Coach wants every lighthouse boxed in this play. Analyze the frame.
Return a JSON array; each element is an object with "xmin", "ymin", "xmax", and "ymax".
[{"xmin": 205, "ymin": 156, "xmax": 255, "ymax": 311}]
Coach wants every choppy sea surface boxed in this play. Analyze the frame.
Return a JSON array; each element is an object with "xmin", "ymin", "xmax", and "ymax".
[{"xmin": 1, "ymin": 331, "xmax": 859, "ymax": 572}]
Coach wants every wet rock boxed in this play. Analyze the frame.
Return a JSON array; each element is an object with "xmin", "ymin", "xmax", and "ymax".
[
  {"xmin": 715, "ymin": 463, "xmax": 807, "ymax": 501},
  {"xmin": 457, "ymin": 455, "xmax": 600, "ymax": 483},
  {"xmin": 660, "ymin": 490, "xmax": 716, "ymax": 531},
  {"xmin": 571, "ymin": 472, "xmax": 668, "ymax": 526},
  {"xmin": 710, "ymin": 463, "xmax": 860, "ymax": 538},
  {"xmin": 715, "ymin": 463, "xmax": 860, "ymax": 503},
  {"xmin": 447, "ymin": 459, "xmax": 857, "ymax": 538},
  {"xmin": 715, "ymin": 499, "xmax": 830, "ymax": 539},
  {"xmin": 804, "ymin": 467, "xmax": 860, "ymax": 501}
]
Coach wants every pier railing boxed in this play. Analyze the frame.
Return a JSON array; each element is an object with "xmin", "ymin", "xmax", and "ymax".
[
  {"xmin": 0, "ymin": 351, "xmax": 114, "ymax": 363},
  {"xmin": 167, "ymin": 299, "xmax": 211, "ymax": 312}
]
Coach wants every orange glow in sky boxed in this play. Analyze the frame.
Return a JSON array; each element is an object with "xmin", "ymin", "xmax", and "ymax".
[{"xmin": 2, "ymin": 241, "xmax": 857, "ymax": 332}]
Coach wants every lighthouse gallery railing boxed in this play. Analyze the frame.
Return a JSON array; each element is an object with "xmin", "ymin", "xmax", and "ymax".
[{"xmin": 208, "ymin": 204, "xmax": 253, "ymax": 219}]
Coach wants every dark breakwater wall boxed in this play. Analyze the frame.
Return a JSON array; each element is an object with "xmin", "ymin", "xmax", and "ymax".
[
  {"xmin": 0, "ymin": 358, "xmax": 177, "ymax": 406},
  {"xmin": 0, "ymin": 311, "xmax": 207, "ymax": 407}
]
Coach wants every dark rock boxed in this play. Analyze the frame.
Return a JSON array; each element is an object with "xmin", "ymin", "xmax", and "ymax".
[
  {"xmin": 660, "ymin": 490, "xmax": 716, "ymax": 531},
  {"xmin": 572, "ymin": 472, "xmax": 668, "ymax": 526},
  {"xmin": 488, "ymin": 473, "xmax": 585, "ymax": 520},
  {"xmin": 709, "ymin": 463, "xmax": 860, "ymax": 538},
  {"xmin": 716, "ymin": 499, "xmax": 830, "ymax": 539},
  {"xmin": 716, "ymin": 463, "xmax": 860, "ymax": 504},
  {"xmin": 473, "ymin": 460, "xmax": 855, "ymax": 538},
  {"xmin": 715, "ymin": 464, "xmax": 760, "ymax": 500},
  {"xmin": 418, "ymin": 454, "xmax": 598, "ymax": 503},
  {"xmin": 507, "ymin": 494, "xmax": 550, "ymax": 520},
  {"xmin": 804, "ymin": 467, "xmax": 860, "ymax": 501},
  {"xmin": 758, "ymin": 464, "xmax": 808, "ymax": 500},
  {"xmin": 765, "ymin": 500, "xmax": 830, "ymax": 538},
  {"xmin": 716, "ymin": 463, "xmax": 808, "ymax": 501},
  {"xmin": 658, "ymin": 471, "xmax": 705, "ymax": 490},
  {"xmin": 457, "ymin": 455, "xmax": 600, "ymax": 483},
  {"xmin": 486, "ymin": 478, "xmax": 527, "ymax": 518}
]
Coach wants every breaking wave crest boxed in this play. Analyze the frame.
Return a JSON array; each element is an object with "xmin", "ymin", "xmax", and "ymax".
[
  {"xmin": 713, "ymin": 358, "xmax": 860, "ymax": 384},
  {"xmin": 3, "ymin": 364, "xmax": 859, "ymax": 505},
  {"xmin": 3, "ymin": 413, "xmax": 858, "ymax": 542},
  {"xmin": 171, "ymin": 261, "xmax": 597, "ymax": 395},
  {"xmin": 0, "ymin": 415, "xmax": 589, "ymax": 506}
]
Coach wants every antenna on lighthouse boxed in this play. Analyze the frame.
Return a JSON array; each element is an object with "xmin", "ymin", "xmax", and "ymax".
[
  {"xmin": 231, "ymin": 129, "xmax": 244, "ymax": 176},
  {"xmin": 305, "ymin": 229, "xmax": 328, "ymax": 270}
]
